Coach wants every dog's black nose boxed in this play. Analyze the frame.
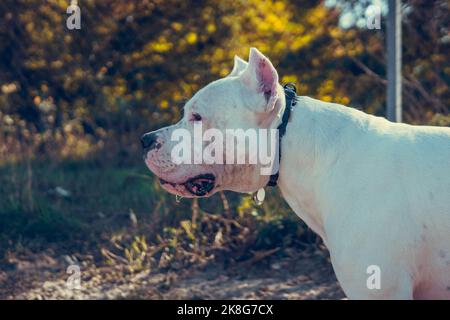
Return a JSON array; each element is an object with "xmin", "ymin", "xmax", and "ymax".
[{"xmin": 141, "ymin": 132, "xmax": 159, "ymax": 150}]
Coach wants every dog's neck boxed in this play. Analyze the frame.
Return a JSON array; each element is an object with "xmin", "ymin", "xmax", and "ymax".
[{"xmin": 276, "ymin": 96, "xmax": 359, "ymax": 242}]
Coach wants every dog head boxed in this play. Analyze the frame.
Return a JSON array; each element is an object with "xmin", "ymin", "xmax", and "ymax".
[{"xmin": 141, "ymin": 48, "xmax": 286, "ymax": 197}]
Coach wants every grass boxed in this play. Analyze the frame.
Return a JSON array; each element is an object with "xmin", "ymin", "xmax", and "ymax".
[
  {"xmin": 0, "ymin": 159, "xmax": 170, "ymax": 249},
  {"xmin": 0, "ymin": 155, "xmax": 314, "ymax": 271}
]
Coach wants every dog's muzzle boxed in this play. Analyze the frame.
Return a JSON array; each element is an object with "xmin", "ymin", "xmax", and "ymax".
[
  {"xmin": 141, "ymin": 132, "xmax": 161, "ymax": 154},
  {"xmin": 160, "ymin": 173, "xmax": 216, "ymax": 197}
]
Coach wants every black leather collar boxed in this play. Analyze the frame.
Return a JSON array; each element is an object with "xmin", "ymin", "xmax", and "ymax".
[{"xmin": 266, "ymin": 83, "xmax": 297, "ymax": 187}]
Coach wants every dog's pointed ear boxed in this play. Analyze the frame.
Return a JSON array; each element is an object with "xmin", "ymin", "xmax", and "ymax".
[
  {"xmin": 227, "ymin": 55, "xmax": 248, "ymax": 77},
  {"xmin": 240, "ymin": 47, "xmax": 279, "ymax": 112}
]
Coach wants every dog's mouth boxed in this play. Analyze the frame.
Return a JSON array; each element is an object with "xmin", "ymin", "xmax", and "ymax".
[{"xmin": 160, "ymin": 173, "xmax": 216, "ymax": 197}]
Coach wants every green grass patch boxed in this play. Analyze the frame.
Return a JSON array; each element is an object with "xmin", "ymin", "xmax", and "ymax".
[
  {"xmin": 0, "ymin": 157, "xmax": 309, "ymax": 269},
  {"xmin": 0, "ymin": 159, "xmax": 174, "ymax": 247}
]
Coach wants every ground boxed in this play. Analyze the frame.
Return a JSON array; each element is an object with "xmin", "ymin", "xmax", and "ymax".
[
  {"xmin": 0, "ymin": 162, "xmax": 345, "ymax": 300},
  {"xmin": 0, "ymin": 246, "xmax": 344, "ymax": 300}
]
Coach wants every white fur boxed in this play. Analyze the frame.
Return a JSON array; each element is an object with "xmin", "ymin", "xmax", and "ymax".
[
  {"xmin": 278, "ymin": 97, "xmax": 450, "ymax": 299},
  {"xmin": 144, "ymin": 48, "xmax": 450, "ymax": 299}
]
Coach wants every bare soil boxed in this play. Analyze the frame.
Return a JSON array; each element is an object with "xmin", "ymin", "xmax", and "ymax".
[{"xmin": 0, "ymin": 247, "xmax": 345, "ymax": 300}]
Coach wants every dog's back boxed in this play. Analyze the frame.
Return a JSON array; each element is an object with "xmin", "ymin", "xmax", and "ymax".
[{"xmin": 287, "ymin": 97, "xmax": 450, "ymax": 298}]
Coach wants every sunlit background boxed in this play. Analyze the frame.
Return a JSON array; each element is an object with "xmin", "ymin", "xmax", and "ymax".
[{"xmin": 0, "ymin": 0, "xmax": 448, "ymax": 299}]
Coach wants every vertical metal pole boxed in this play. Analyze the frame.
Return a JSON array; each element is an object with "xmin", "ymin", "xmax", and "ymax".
[{"xmin": 387, "ymin": 0, "xmax": 402, "ymax": 122}]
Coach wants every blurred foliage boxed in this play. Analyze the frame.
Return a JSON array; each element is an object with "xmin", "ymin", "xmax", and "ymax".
[
  {"xmin": 0, "ymin": 0, "xmax": 448, "ymax": 269},
  {"xmin": 0, "ymin": 0, "xmax": 448, "ymax": 163}
]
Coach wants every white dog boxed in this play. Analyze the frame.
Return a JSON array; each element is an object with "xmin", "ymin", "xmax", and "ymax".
[{"xmin": 142, "ymin": 48, "xmax": 450, "ymax": 299}]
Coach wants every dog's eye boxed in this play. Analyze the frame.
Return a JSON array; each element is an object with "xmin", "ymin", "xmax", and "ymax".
[{"xmin": 190, "ymin": 113, "xmax": 202, "ymax": 122}]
